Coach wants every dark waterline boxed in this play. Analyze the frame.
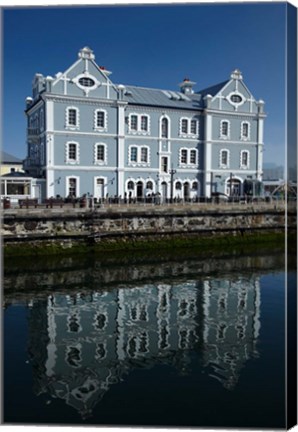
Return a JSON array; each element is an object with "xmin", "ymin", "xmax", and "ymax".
[{"xmin": 3, "ymin": 246, "xmax": 290, "ymax": 428}]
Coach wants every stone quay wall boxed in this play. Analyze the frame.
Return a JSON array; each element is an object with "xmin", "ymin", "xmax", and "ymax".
[{"xmin": 2, "ymin": 204, "xmax": 295, "ymax": 250}]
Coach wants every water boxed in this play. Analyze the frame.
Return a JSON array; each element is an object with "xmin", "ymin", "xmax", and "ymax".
[{"xmin": 3, "ymin": 246, "xmax": 292, "ymax": 428}]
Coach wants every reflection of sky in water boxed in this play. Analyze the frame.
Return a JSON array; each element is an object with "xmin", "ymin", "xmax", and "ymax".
[{"xmin": 23, "ymin": 276, "xmax": 261, "ymax": 420}]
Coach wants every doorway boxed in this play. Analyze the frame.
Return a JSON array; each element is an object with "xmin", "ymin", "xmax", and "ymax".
[
  {"xmin": 137, "ymin": 181, "xmax": 143, "ymax": 200},
  {"xmin": 184, "ymin": 182, "xmax": 190, "ymax": 200},
  {"xmin": 227, "ymin": 179, "xmax": 241, "ymax": 196}
]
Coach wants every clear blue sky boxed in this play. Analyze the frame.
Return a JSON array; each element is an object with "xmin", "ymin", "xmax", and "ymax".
[{"xmin": 2, "ymin": 2, "xmax": 287, "ymax": 164}]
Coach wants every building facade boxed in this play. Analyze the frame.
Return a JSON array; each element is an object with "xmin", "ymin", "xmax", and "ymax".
[{"xmin": 24, "ymin": 47, "xmax": 265, "ymax": 201}]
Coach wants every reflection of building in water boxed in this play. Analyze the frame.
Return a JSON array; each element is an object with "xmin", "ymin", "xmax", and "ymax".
[
  {"xmin": 26, "ymin": 275, "xmax": 261, "ymax": 418},
  {"xmin": 27, "ymin": 283, "xmax": 202, "ymax": 419},
  {"xmin": 201, "ymin": 276, "xmax": 261, "ymax": 390}
]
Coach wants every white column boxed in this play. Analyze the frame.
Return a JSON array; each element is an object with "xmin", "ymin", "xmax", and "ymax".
[
  {"xmin": 46, "ymin": 100, "xmax": 54, "ymax": 131},
  {"xmin": 204, "ymin": 112, "xmax": 212, "ymax": 197},
  {"xmin": 46, "ymin": 100, "xmax": 55, "ymax": 198},
  {"xmin": 117, "ymin": 101, "xmax": 126, "ymax": 197},
  {"xmin": 257, "ymin": 117, "xmax": 264, "ymax": 180}
]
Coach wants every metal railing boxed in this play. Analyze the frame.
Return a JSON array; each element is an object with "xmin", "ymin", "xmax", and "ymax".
[{"xmin": 2, "ymin": 195, "xmax": 292, "ymax": 211}]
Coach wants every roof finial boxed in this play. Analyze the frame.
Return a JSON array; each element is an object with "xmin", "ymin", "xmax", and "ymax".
[
  {"xmin": 78, "ymin": 47, "xmax": 95, "ymax": 60},
  {"xmin": 230, "ymin": 69, "xmax": 243, "ymax": 80}
]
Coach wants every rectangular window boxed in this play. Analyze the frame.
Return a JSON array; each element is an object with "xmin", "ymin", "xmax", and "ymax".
[
  {"xmin": 141, "ymin": 147, "xmax": 148, "ymax": 162},
  {"xmin": 68, "ymin": 109, "xmax": 77, "ymax": 126},
  {"xmin": 130, "ymin": 147, "xmax": 138, "ymax": 162},
  {"xmin": 97, "ymin": 111, "xmax": 105, "ymax": 128},
  {"xmin": 190, "ymin": 149, "xmax": 197, "ymax": 164},
  {"xmin": 97, "ymin": 145, "xmax": 105, "ymax": 161},
  {"xmin": 181, "ymin": 149, "xmax": 187, "ymax": 164},
  {"xmin": 161, "ymin": 156, "xmax": 168, "ymax": 173},
  {"xmin": 68, "ymin": 143, "xmax": 77, "ymax": 161},
  {"xmin": 190, "ymin": 120, "xmax": 197, "ymax": 135},
  {"xmin": 130, "ymin": 115, "xmax": 138, "ymax": 131},
  {"xmin": 181, "ymin": 119, "xmax": 188, "ymax": 134},
  {"xmin": 140, "ymin": 116, "xmax": 148, "ymax": 131}
]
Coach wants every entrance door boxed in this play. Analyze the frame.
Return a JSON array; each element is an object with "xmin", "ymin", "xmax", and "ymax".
[
  {"xmin": 161, "ymin": 181, "xmax": 168, "ymax": 202},
  {"xmin": 227, "ymin": 179, "xmax": 241, "ymax": 196},
  {"xmin": 95, "ymin": 178, "xmax": 104, "ymax": 199},
  {"xmin": 136, "ymin": 181, "xmax": 143, "ymax": 201},
  {"xmin": 184, "ymin": 182, "xmax": 190, "ymax": 200},
  {"xmin": 32, "ymin": 184, "xmax": 41, "ymax": 203}
]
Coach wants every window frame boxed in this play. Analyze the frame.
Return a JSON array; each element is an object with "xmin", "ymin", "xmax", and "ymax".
[
  {"xmin": 65, "ymin": 106, "xmax": 80, "ymax": 130},
  {"xmin": 66, "ymin": 175, "xmax": 80, "ymax": 198},
  {"xmin": 94, "ymin": 109, "xmax": 108, "ymax": 131},
  {"xmin": 240, "ymin": 150, "xmax": 250, "ymax": 169},
  {"xmin": 179, "ymin": 147, "xmax": 199, "ymax": 167},
  {"xmin": 128, "ymin": 145, "xmax": 150, "ymax": 166},
  {"xmin": 128, "ymin": 113, "xmax": 150, "ymax": 135},
  {"xmin": 161, "ymin": 117, "xmax": 169, "ymax": 138},
  {"xmin": 219, "ymin": 148, "xmax": 230, "ymax": 168},
  {"xmin": 65, "ymin": 141, "xmax": 80, "ymax": 164},
  {"xmin": 220, "ymin": 120, "xmax": 230, "ymax": 139},
  {"xmin": 241, "ymin": 121, "xmax": 250, "ymax": 141},
  {"xmin": 94, "ymin": 142, "xmax": 107, "ymax": 165},
  {"xmin": 179, "ymin": 117, "xmax": 199, "ymax": 138}
]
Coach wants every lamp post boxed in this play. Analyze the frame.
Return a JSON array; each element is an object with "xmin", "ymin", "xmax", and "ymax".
[
  {"xmin": 230, "ymin": 172, "xmax": 233, "ymax": 197},
  {"xmin": 169, "ymin": 165, "xmax": 177, "ymax": 203}
]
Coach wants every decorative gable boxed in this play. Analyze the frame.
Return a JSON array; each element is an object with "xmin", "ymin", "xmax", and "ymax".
[
  {"xmin": 51, "ymin": 47, "xmax": 118, "ymax": 100},
  {"xmin": 209, "ymin": 69, "xmax": 259, "ymax": 114}
]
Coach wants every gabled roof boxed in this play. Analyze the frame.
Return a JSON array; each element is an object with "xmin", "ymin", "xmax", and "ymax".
[
  {"xmin": 1, "ymin": 151, "xmax": 23, "ymax": 164},
  {"xmin": 123, "ymin": 85, "xmax": 203, "ymax": 110}
]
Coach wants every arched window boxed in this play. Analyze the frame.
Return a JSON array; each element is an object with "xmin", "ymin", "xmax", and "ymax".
[
  {"xmin": 161, "ymin": 117, "xmax": 169, "ymax": 138},
  {"xmin": 146, "ymin": 181, "xmax": 153, "ymax": 190},
  {"xmin": 130, "ymin": 115, "xmax": 138, "ymax": 131},
  {"xmin": 241, "ymin": 121, "xmax": 250, "ymax": 140},
  {"xmin": 240, "ymin": 150, "xmax": 249, "ymax": 168},
  {"xmin": 141, "ymin": 147, "xmax": 148, "ymax": 163},
  {"xmin": 220, "ymin": 120, "xmax": 230, "ymax": 138},
  {"xmin": 181, "ymin": 119, "xmax": 188, "ymax": 134},
  {"xmin": 66, "ymin": 142, "xmax": 79, "ymax": 163},
  {"xmin": 192, "ymin": 181, "xmax": 198, "ymax": 190},
  {"xmin": 67, "ymin": 177, "xmax": 79, "ymax": 197},
  {"xmin": 66, "ymin": 107, "xmax": 79, "ymax": 128},
  {"xmin": 175, "ymin": 181, "xmax": 182, "ymax": 190},
  {"xmin": 190, "ymin": 149, "xmax": 197, "ymax": 164},
  {"xmin": 220, "ymin": 149, "xmax": 229, "ymax": 168},
  {"xmin": 94, "ymin": 109, "xmax": 107, "ymax": 130},
  {"xmin": 140, "ymin": 115, "xmax": 149, "ymax": 132},
  {"xmin": 130, "ymin": 146, "xmax": 138, "ymax": 162},
  {"xmin": 94, "ymin": 143, "xmax": 107, "ymax": 164},
  {"xmin": 127, "ymin": 181, "xmax": 134, "ymax": 190},
  {"xmin": 181, "ymin": 149, "xmax": 187, "ymax": 164}
]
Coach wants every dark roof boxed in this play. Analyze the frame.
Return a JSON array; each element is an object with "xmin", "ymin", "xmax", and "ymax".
[
  {"xmin": 123, "ymin": 85, "xmax": 203, "ymax": 110},
  {"xmin": 1, "ymin": 151, "xmax": 23, "ymax": 164},
  {"xmin": 122, "ymin": 79, "xmax": 230, "ymax": 109},
  {"xmin": 1, "ymin": 171, "xmax": 30, "ymax": 178},
  {"xmin": 196, "ymin": 80, "xmax": 230, "ymax": 98}
]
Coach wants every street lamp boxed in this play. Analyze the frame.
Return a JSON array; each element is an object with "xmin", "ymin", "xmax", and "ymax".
[
  {"xmin": 169, "ymin": 165, "xmax": 177, "ymax": 203},
  {"xmin": 230, "ymin": 172, "xmax": 233, "ymax": 197}
]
